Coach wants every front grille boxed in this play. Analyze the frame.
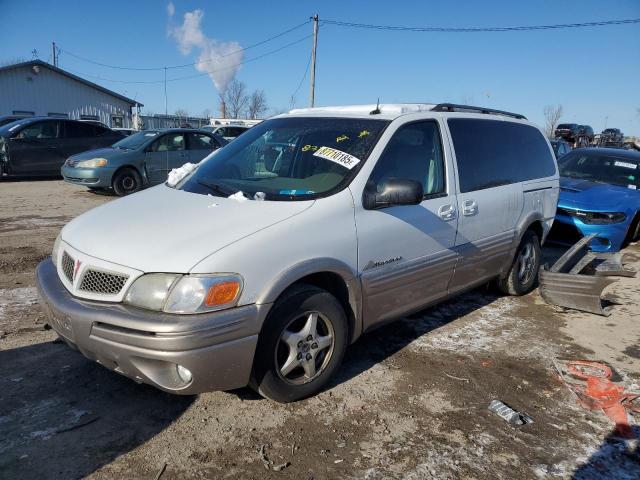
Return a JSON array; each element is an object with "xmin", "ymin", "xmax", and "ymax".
[
  {"xmin": 79, "ymin": 269, "xmax": 129, "ymax": 295},
  {"xmin": 61, "ymin": 251, "xmax": 74, "ymax": 283}
]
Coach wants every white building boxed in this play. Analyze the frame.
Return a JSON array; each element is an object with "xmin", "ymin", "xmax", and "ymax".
[{"xmin": 0, "ymin": 60, "xmax": 142, "ymax": 128}]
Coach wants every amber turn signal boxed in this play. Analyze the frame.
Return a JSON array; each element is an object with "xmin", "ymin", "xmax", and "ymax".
[{"xmin": 204, "ymin": 281, "xmax": 240, "ymax": 307}]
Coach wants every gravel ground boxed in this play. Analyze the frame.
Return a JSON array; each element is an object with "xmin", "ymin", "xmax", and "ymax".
[{"xmin": 1, "ymin": 180, "xmax": 639, "ymax": 479}]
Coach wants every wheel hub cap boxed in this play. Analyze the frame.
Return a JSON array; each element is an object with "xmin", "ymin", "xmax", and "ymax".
[{"xmin": 276, "ymin": 311, "xmax": 335, "ymax": 385}]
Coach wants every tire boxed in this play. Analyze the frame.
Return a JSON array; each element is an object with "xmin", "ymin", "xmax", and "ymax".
[
  {"xmin": 251, "ymin": 285, "xmax": 348, "ymax": 402},
  {"xmin": 497, "ymin": 230, "xmax": 541, "ymax": 296},
  {"xmin": 629, "ymin": 214, "xmax": 640, "ymax": 243},
  {"xmin": 112, "ymin": 168, "xmax": 142, "ymax": 196}
]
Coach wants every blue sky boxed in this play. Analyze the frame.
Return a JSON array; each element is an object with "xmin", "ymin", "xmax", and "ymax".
[{"xmin": 2, "ymin": 0, "xmax": 639, "ymax": 134}]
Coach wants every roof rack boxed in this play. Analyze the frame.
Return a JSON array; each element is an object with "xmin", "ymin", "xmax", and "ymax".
[{"xmin": 431, "ymin": 103, "xmax": 527, "ymax": 120}]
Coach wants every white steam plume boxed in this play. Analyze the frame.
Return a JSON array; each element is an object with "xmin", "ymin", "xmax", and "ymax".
[{"xmin": 168, "ymin": 6, "xmax": 243, "ymax": 94}]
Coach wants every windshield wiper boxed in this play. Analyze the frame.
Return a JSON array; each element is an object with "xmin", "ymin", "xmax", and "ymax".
[{"xmin": 197, "ymin": 179, "xmax": 237, "ymax": 197}]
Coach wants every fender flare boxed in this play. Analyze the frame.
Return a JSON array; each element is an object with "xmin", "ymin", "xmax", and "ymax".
[{"xmin": 255, "ymin": 257, "xmax": 363, "ymax": 342}]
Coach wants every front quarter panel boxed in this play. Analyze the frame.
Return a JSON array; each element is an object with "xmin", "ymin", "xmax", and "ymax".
[{"xmin": 189, "ymin": 189, "xmax": 360, "ymax": 334}]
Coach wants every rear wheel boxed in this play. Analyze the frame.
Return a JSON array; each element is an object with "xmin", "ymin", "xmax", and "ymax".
[
  {"xmin": 112, "ymin": 168, "xmax": 142, "ymax": 196},
  {"xmin": 251, "ymin": 285, "xmax": 348, "ymax": 402},
  {"xmin": 497, "ymin": 230, "xmax": 541, "ymax": 296}
]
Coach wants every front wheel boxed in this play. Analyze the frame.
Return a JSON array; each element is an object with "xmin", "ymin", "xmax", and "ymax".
[
  {"xmin": 112, "ymin": 168, "xmax": 142, "ymax": 196},
  {"xmin": 251, "ymin": 285, "xmax": 348, "ymax": 402},
  {"xmin": 497, "ymin": 230, "xmax": 541, "ymax": 296}
]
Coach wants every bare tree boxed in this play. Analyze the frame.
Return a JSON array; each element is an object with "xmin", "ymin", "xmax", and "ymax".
[
  {"xmin": 460, "ymin": 94, "xmax": 475, "ymax": 105},
  {"xmin": 247, "ymin": 90, "xmax": 268, "ymax": 119},
  {"xmin": 201, "ymin": 108, "xmax": 211, "ymax": 119},
  {"xmin": 543, "ymin": 104, "xmax": 563, "ymax": 138},
  {"xmin": 223, "ymin": 80, "xmax": 249, "ymax": 119},
  {"xmin": 174, "ymin": 108, "xmax": 190, "ymax": 118}
]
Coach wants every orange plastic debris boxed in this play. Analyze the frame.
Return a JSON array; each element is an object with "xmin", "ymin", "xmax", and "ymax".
[{"xmin": 557, "ymin": 360, "xmax": 638, "ymax": 438}]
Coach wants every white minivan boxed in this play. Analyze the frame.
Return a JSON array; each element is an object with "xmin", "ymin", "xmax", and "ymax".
[{"xmin": 37, "ymin": 103, "xmax": 559, "ymax": 402}]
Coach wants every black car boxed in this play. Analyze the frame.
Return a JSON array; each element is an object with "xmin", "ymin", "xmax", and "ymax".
[
  {"xmin": 578, "ymin": 125, "xmax": 594, "ymax": 142},
  {"xmin": 550, "ymin": 138, "xmax": 572, "ymax": 159},
  {"xmin": 554, "ymin": 123, "xmax": 581, "ymax": 142},
  {"xmin": 0, "ymin": 117, "xmax": 123, "ymax": 178},
  {"xmin": 602, "ymin": 128, "xmax": 624, "ymax": 143}
]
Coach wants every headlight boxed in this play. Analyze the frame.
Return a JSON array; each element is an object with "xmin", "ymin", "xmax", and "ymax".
[
  {"xmin": 51, "ymin": 232, "xmax": 62, "ymax": 267},
  {"xmin": 123, "ymin": 273, "xmax": 242, "ymax": 314},
  {"xmin": 76, "ymin": 158, "xmax": 107, "ymax": 168},
  {"xmin": 559, "ymin": 208, "xmax": 626, "ymax": 225},
  {"xmin": 124, "ymin": 273, "xmax": 180, "ymax": 311}
]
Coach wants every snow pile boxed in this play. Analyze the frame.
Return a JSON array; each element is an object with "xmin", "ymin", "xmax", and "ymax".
[
  {"xmin": 228, "ymin": 191, "xmax": 248, "ymax": 202},
  {"xmin": 167, "ymin": 163, "xmax": 197, "ymax": 187}
]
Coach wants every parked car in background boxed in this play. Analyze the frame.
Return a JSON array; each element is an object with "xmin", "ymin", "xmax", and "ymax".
[
  {"xmin": 38, "ymin": 103, "xmax": 558, "ymax": 402},
  {"xmin": 0, "ymin": 117, "xmax": 123, "ymax": 178},
  {"xmin": 554, "ymin": 123, "xmax": 581, "ymax": 142},
  {"xmin": 602, "ymin": 128, "xmax": 624, "ymax": 143},
  {"xmin": 549, "ymin": 148, "xmax": 640, "ymax": 252},
  {"xmin": 201, "ymin": 124, "xmax": 250, "ymax": 141},
  {"xmin": 62, "ymin": 128, "xmax": 227, "ymax": 195},
  {"xmin": 578, "ymin": 125, "xmax": 594, "ymax": 142},
  {"xmin": 550, "ymin": 138, "xmax": 571, "ymax": 159},
  {"xmin": 113, "ymin": 127, "xmax": 136, "ymax": 136},
  {"xmin": 0, "ymin": 114, "xmax": 32, "ymax": 127},
  {"xmin": 80, "ymin": 119, "xmax": 111, "ymax": 129}
]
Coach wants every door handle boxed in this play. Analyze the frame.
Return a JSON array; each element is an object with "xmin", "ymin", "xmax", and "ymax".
[
  {"xmin": 462, "ymin": 199, "xmax": 478, "ymax": 216},
  {"xmin": 438, "ymin": 204, "xmax": 456, "ymax": 221}
]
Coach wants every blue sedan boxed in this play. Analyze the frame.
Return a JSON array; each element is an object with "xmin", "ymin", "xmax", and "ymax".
[
  {"xmin": 549, "ymin": 148, "xmax": 640, "ymax": 252},
  {"xmin": 62, "ymin": 128, "xmax": 227, "ymax": 196}
]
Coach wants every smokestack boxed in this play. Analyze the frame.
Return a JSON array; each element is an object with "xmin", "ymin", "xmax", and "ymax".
[{"xmin": 220, "ymin": 99, "xmax": 226, "ymax": 119}]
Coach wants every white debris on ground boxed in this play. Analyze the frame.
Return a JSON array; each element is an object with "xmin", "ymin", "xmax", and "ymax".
[
  {"xmin": 166, "ymin": 162, "xmax": 197, "ymax": 187},
  {"xmin": 228, "ymin": 191, "xmax": 248, "ymax": 202}
]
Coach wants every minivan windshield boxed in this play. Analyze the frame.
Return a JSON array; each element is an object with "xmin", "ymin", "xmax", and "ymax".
[
  {"xmin": 178, "ymin": 117, "xmax": 389, "ymax": 200},
  {"xmin": 559, "ymin": 152, "xmax": 640, "ymax": 189},
  {"xmin": 112, "ymin": 131, "xmax": 159, "ymax": 150}
]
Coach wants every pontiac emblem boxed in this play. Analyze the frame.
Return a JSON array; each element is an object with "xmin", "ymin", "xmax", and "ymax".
[{"xmin": 73, "ymin": 259, "xmax": 82, "ymax": 281}]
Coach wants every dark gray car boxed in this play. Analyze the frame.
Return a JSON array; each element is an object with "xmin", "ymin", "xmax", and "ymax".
[
  {"xmin": 62, "ymin": 128, "xmax": 227, "ymax": 195},
  {"xmin": 0, "ymin": 117, "xmax": 123, "ymax": 178}
]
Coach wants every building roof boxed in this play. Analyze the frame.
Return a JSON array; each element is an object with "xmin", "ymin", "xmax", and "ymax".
[{"xmin": 0, "ymin": 60, "xmax": 143, "ymax": 107}]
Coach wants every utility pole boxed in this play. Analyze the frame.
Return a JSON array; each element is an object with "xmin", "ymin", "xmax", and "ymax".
[
  {"xmin": 52, "ymin": 42, "xmax": 57, "ymax": 66},
  {"xmin": 309, "ymin": 14, "xmax": 319, "ymax": 108},
  {"xmin": 164, "ymin": 67, "xmax": 168, "ymax": 116}
]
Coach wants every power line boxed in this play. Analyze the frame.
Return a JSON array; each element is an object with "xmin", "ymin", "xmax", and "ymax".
[
  {"xmin": 322, "ymin": 17, "xmax": 640, "ymax": 32},
  {"xmin": 63, "ymin": 34, "xmax": 313, "ymax": 85},
  {"xmin": 290, "ymin": 53, "xmax": 312, "ymax": 104},
  {"xmin": 59, "ymin": 19, "xmax": 311, "ymax": 71}
]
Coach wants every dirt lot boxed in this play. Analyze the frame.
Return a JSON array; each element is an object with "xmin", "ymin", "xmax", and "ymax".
[{"xmin": 1, "ymin": 180, "xmax": 639, "ymax": 479}]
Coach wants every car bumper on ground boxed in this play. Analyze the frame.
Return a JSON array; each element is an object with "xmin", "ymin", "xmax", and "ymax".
[
  {"xmin": 36, "ymin": 258, "xmax": 267, "ymax": 394},
  {"xmin": 61, "ymin": 165, "xmax": 116, "ymax": 188},
  {"xmin": 548, "ymin": 213, "xmax": 629, "ymax": 252}
]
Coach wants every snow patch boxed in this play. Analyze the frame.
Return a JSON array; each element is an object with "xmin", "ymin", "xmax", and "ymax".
[
  {"xmin": 166, "ymin": 162, "xmax": 197, "ymax": 187},
  {"xmin": 228, "ymin": 191, "xmax": 247, "ymax": 202}
]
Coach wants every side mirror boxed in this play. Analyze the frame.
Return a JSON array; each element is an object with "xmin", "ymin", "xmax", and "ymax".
[{"xmin": 363, "ymin": 178, "xmax": 424, "ymax": 210}]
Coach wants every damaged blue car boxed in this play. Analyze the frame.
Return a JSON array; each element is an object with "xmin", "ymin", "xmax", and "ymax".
[{"xmin": 549, "ymin": 148, "xmax": 640, "ymax": 252}]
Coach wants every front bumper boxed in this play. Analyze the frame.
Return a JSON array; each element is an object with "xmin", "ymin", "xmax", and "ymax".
[
  {"xmin": 36, "ymin": 258, "xmax": 267, "ymax": 394},
  {"xmin": 61, "ymin": 165, "xmax": 116, "ymax": 188},
  {"xmin": 548, "ymin": 213, "xmax": 629, "ymax": 252}
]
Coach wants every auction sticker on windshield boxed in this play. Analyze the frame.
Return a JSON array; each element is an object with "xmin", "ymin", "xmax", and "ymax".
[
  {"xmin": 614, "ymin": 160, "xmax": 637, "ymax": 169},
  {"xmin": 313, "ymin": 146, "xmax": 361, "ymax": 170}
]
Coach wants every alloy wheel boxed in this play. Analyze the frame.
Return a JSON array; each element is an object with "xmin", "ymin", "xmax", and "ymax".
[{"xmin": 275, "ymin": 311, "xmax": 335, "ymax": 385}]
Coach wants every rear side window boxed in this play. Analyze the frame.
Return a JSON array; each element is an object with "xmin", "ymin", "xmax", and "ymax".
[
  {"xmin": 448, "ymin": 119, "xmax": 556, "ymax": 193},
  {"xmin": 188, "ymin": 133, "xmax": 217, "ymax": 150},
  {"xmin": 64, "ymin": 121, "xmax": 96, "ymax": 138}
]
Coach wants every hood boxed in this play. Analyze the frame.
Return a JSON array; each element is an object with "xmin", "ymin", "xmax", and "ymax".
[
  {"xmin": 68, "ymin": 147, "xmax": 124, "ymax": 161},
  {"xmin": 62, "ymin": 185, "xmax": 313, "ymax": 272},
  {"xmin": 559, "ymin": 176, "xmax": 639, "ymax": 211}
]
